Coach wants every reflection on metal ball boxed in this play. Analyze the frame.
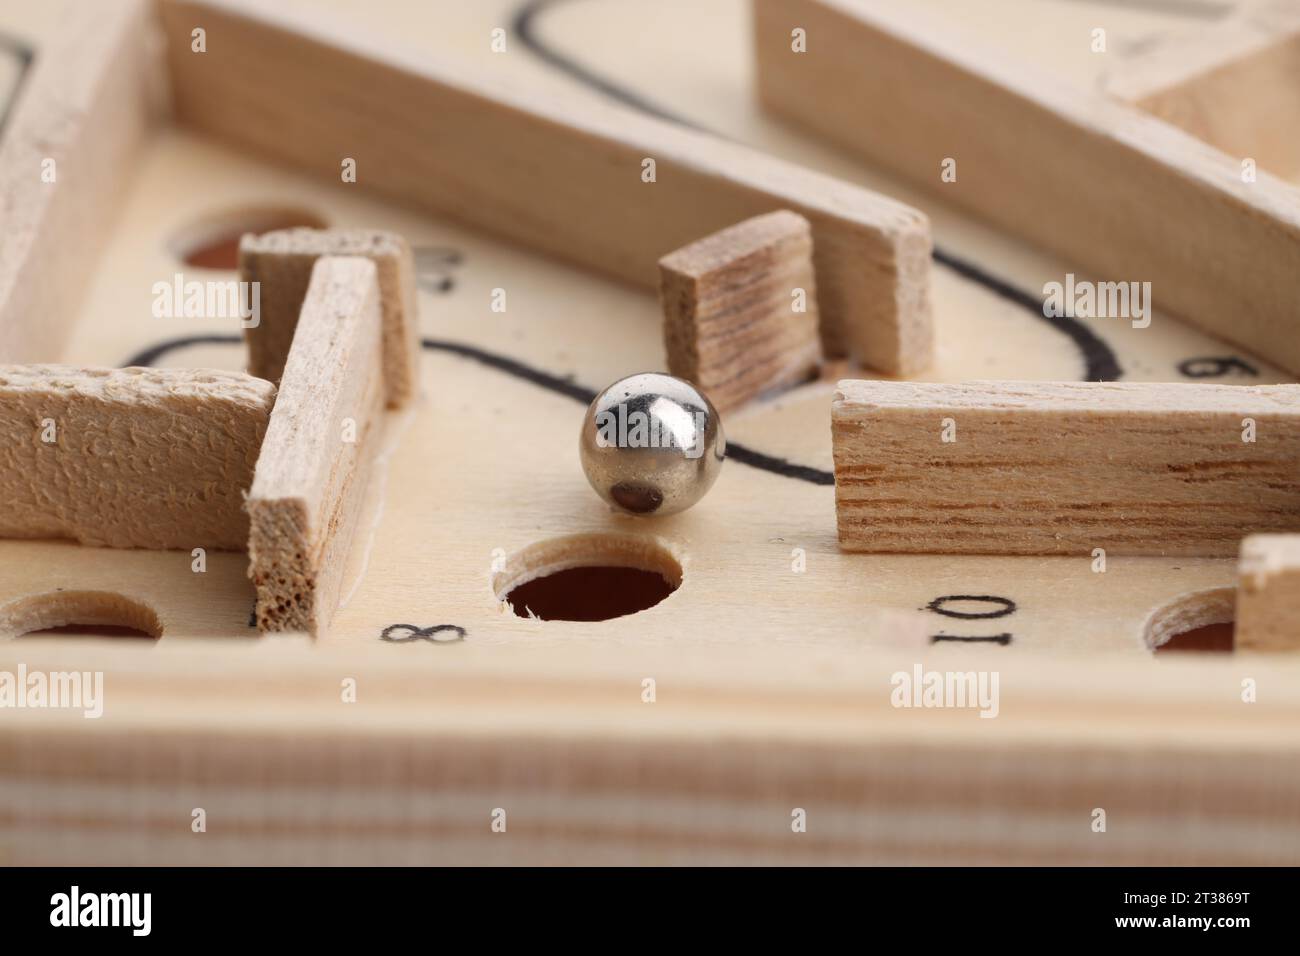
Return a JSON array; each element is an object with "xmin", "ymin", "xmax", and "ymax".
[{"xmin": 579, "ymin": 373, "xmax": 725, "ymax": 516}]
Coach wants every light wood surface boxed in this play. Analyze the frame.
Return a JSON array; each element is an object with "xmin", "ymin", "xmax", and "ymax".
[
  {"xmin": 833, "ymin": 380, "xmax": 1300, "ymax": 556},
  {"xmin": 159, "ymin": 0, "xmax": 934, "ymax": 374},
  {"xmin": 753, "ymin": 0, "xmax": 1300, "ymax": 377},
  {"xmin": 0, "ymin": 0, "xmax": 1298, "ymax": 865},
  {"xmin": 659, "ymin": 210, "xmax": 821, "ymax": 413},
  {"xmin": 0, "ymin": 366, "xmax": 273, "ymax": 550},
  {"xmin": 1237, "ymin": 534, "xmax": 1300, "ymax": 651},
  {"xmin": 1102, "ymin": 0, "xmax": 1300, "ymax": 180},
  {"xmin": 0, "ymin": 0, "xmax": 158, "ymax": 364},
  {"xmin": 248, "ymin": 257, "xmax": 385, "ymax": 635},
  {"xmin": 2, "ymin": 641, "xmax": 1299, "ymax": 865},
  {"xmin": 239, "ymin": 228, "xmax": 420, "ymax": 408}
]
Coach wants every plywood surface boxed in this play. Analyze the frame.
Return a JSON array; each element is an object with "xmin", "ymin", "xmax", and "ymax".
[
  {"xmin": 1, "ymin": 0, "xmax": 1289, "ymax": 652},
  {"xmin": 0, "ymin": 0, "xmax": 1297, "ymax": 865}
]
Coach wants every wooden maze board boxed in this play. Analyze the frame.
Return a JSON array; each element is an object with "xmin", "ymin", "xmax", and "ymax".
[{"xmin": 0, "ymin": 0, "xmax": 1298, "ymax": 865}]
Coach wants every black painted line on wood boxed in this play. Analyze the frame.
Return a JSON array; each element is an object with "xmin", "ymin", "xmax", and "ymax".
[
  {"xmin": 123, "ymin": 334, "xmax": 839, "ymax": 486},
  {"xmin": 511, "ymin": 0, "xmax": 1124, "ymax": 383}
]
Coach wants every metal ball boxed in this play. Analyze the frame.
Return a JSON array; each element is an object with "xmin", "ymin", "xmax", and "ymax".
[{"xmin": 579, "ymin": 373, "xmax": 725, "ymax": 516}]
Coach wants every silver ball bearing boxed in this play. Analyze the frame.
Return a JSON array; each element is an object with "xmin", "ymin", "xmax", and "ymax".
[{"xmin": 579, "ymin": 373, "xmax": 725, "ymax": 516}]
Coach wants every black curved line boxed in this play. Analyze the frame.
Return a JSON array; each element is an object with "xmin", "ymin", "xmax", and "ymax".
[
  {"xmin": 122, "ymin": 334, "xmax": 837, "ymax": 485},
  {"xmin": 511, "ymin": 0, "xmax": 1123, "ymax": 383},
  {"xmin": 513, "ymin": 0, "xmax": 710, "ymax": 132},
  {"xmin": 423, "ymin": 337, "xmax": 597, "ymax": 404},
  {"xmin": 932, "ymin": 248, "xmax": 1121, "ymax": 382},
  {"xmin": 123, "ymin": 333, "xmax": 245, "ymax": 369},
  {"xmin": 422, "ymin": 340, "xmax": 834, "ymax": 483},
  {"xmin": 726, "ymin": 444, "xmax": 834, "ymax": 486}
]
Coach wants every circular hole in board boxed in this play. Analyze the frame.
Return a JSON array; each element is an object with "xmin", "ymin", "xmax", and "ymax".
[
  {"xmin": 168, "ymin": 205, "xmax": 329, "ymax": 270},
  {"xmin": 21, "ymin": 624, "xmax": 157, "ymax": 640},
  {"xmin": 1154, "ymin": 620, "xmax": 1235, "ymax": 654},
  {"xmin": 0, "ymin": 590, "xmax": 163, "ymax": 640},
  {"xmin": 492, "ymin": 533, "xmax": 682, "ymax": 623},
  {"xmin": 1143, "ymin": 586, "xmax": 1235, "ymax": 654}
]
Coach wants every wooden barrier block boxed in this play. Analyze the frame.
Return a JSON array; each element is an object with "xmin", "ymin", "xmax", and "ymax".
[
  {"xmin": 754, "ymin": 0, "xmax": 1300, "ymax": 377},
  {"xmin": 0, "ymin": 0, "xmax": 157, "ymax": 365},
  {"xmin": 1237, "ymin": 534, "xmax": 1300, "ymax": 651},
  {"xmin": 659, "ymin": 211, "xmax": 822, "ymax": 412},
  {"xmin": 160, "ymin": 0, "xmax": 933, "ymax": 374},
  {"xmin": 238, "ymin": 228, "xmax": 419, "ymax": 407},
  {"xmin": 0, "ymin": 365, "xmax": 274, "ymax": 549},
  {"xmin": 246, "ymin": 256, "xmax": 384, "ymax": 635},
  {"xmin": 832, "ymin": 380, "xmax": 1300, "ymax": 556}
]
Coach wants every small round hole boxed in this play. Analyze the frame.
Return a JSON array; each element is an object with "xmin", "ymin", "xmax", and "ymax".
[
  {"xmin": 1143, "ymin": 587, "xmax": 1235, "ymax": 654},
  {"xmin": 1155, "ymin": 621, "xmax": 1235, "ymax": 654},
  {"xmin": 0, "ymin": 590, "xmax": 163, "ymax": 640},
  {"xmin": 21, "ymin": 624, "xmax": 156, "ymax": 640},
  {"xmin": 492, "ymin": 533, "xmax": 682, "ymax": 622},
  {"xmin": 168, "ymin": 205, "xmax": 329, "ymax": 270}
]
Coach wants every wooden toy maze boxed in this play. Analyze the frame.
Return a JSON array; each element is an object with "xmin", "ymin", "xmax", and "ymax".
[{"xmin": 0, "ymin": 0, "xmax": 1298, "ymax": 865}]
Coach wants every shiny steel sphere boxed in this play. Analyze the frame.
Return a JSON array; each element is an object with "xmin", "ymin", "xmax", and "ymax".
[{"xmin": 579, "ymin": 373, "xmax": 725, "ymax": 516}]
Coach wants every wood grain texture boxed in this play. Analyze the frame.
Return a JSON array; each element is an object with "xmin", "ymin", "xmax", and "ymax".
[
  {"xmin": 0, "ymin": 366, "xmax": 273, "ymax": 550},
  {"xmin": 0, "ymin": 0, "xmax": 158, "ymax": 363},
  {"xmin": 1237, "ymin": 534, "xmax": 1300, "ymax": 651},
  {"xmin": 0, "ymin": 106, "xmax": 1255, "ymax": 656},
  {"xmin": 247, "ymin": 257, "xmax": 384, "ymax": 635},
  {"xmin": 832, "ymin": 381, "xmax": 1300, "ymax": 556},
  {"xmin": 753, "ymin": 0, "xmax": 1300, "ymax": 376},
  {"xmin": 238, "ymin": 228, "xmax": 420, "ymax": 407},
  {"xmin": 1, "ymin": 0, "xmax": 1297, "ymax": 867},
  {"xmin": 659, "ymin": 210, "xmax": 821, "ymax": 413},
  {"xmin": 2, "ymin": 641, "xmax": 1300, "ymax": 864},
  {"xmin": 158, "ymin": 0, "xmax": 933, "ymax": 374}
]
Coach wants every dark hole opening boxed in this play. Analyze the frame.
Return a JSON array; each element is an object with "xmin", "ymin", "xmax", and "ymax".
[
  {"xmin": 184, "ymin": 235, "xmax": 247, "ymax": 271},
  {"xmin": 506, "ymin": 566, "xmax": 676, "ymax": 622},
  {"xmin": 19, "ymin": 623, "xmax": 156, "ymax": 640},
  {"xmin": 1154, "ymin": 620, "xmax": 1235, "ymax": 654},
  {"xmin": 172, "ymin": 207, "xmax": 328, "ymax": 270}
]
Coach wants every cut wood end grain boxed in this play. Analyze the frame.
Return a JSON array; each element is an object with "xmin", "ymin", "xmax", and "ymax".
[
  {"xmin": 832, "ymin": 380, "xmax": 1300, "ymax": 557},
  {"xmin": 1237, "ymin": 533, "xmax": 1300, "ymax": 651},
  {"xmin": 0, "ymin": 365, "xmax": 274, "ymax": 550},
  {"xmin": 247, "ymin": 256, "xmax": 385, "ymax": 636},
  {"xmin": 238, "ymin": 227, "xmax": 419, "ymax": 408},
  {"xmin": 659, "ymin": 211, "xmax": 822, "ymax": 412}
]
